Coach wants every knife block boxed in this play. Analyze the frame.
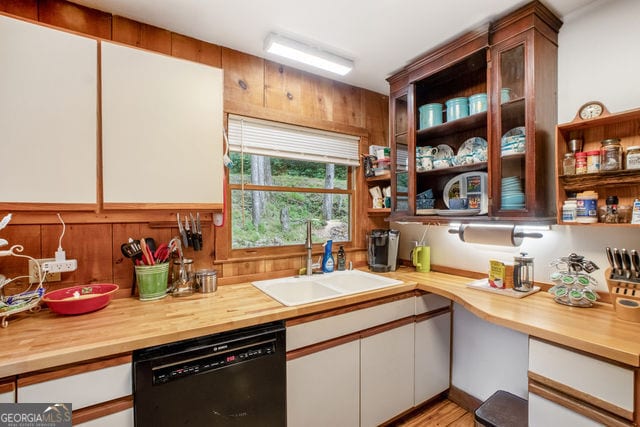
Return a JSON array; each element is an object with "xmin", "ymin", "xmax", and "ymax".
[{"xmin": 605, "ymin": 268, "xmax": 640, "ymax": 323}]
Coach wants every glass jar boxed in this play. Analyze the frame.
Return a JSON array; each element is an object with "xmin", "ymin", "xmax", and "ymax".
[
  {"xmin": 600, "ymin": 195, "xmax": 619, "ymax": 223},
  {"xmin": 586, "ymin": 150, "xmax": 600, "ymax": 173},
  {"xmin": 626, "ymin": 146, "xmax": 640, "ymax": 170},
  {"xmin": 575, "ymin": 152, "xmax": 587, "ymax": 174},
  {"xmin": 562, "ymin": 152, "xmax": 576, "ymax": 175},
  {"xmin": 601, "ymin": 138, "xmax": 622, "ymax": 171}
]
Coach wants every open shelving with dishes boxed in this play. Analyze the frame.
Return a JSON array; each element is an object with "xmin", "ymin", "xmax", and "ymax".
[
  {"xmin": 386, "ymin": 1, "xmax": 561, "ymax": 223},
  {"xmin": 555, "ymin": 106, "xmax": 640, "ymax": 226}
]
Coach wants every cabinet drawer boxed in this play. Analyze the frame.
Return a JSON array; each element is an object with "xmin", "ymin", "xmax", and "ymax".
[
  {"xmin": 17, "ymin": 356, "xmax": 131, "ymax": 411},
  {"xmin": 529, "ymin": 392, "xmax": 606, "ymax": 427},
  {"xmin": 529, "ymin": 339, "xmax": 634, "ymax": 419},
  {"xmin": 0, "ymin": 381, "xmax": 15, "ymax": 403},
  {"xmin": 415, "ymin": 293, "xmax": 450, "ymax": 315},
  {"xmin": 74, "ymin": 398, "xmax": 134, "ymax": 427},
  {"xmin": 287, "ymin": 296, "xmax": 414, "ymax": 351}
]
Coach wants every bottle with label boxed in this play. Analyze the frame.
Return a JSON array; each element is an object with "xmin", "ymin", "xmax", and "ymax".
[
  {"xmin": 322, "ymin": 240, "xmax": 335, "ymax": 273},
  {"xmin": 562, "ymin": 152, "xmax": 576, "ymax": 175},
  {"xmin": 576, "ymin": 191, "xmax": 598, "ymax": 223},
  {"xmin": 562, "ymin": 198, "xmax": 577, "ymax": 223},
  {"xmin": 337, "ymin": 246, "xmax": 346, "ymax": 271}
]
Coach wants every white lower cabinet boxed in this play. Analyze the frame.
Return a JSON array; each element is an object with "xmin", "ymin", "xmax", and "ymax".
[
  {"xmin": 415, "ymin": 311, "xmax": 451, "ymax": 405},
  {"xmin": 286, "ymin": 294, "xmax": 452, "ymax": 427},
  {"xmin": 361, "ymin": 322, "xmax": 415, "ymax": 427},
  {"xmin": 529, "ymin": 392, "xmax": 602, "ymax": 427},
  {"xmin": 287, "ymin": 339, "xmax": 360, "ymax": 427},
  {"xmin": 75, "ymin": 407, "xmax": 134, "ymax": 427}
]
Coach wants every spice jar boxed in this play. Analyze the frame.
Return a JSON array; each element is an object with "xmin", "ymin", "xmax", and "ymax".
[
  {"xmin": 601, "ymin": 195, "xmax": 619, "ymax": 223},
  {"xmin": 562, "ymin": 152, "xmax": 576, "ymax": 175},
  {"xmin": 601, "ymin": 138, "xmax": 622, "ymax": 171},
  {"xmin": 586, "ymin": 150, "xmax": 601, "ymax": 173},
  {"xmin": 575, "ymin": 152, "xmax": 587, "ymax": 174},
  {"xmin": 626, "ymin": 146, "xmax": 640, "ymax": 170}
]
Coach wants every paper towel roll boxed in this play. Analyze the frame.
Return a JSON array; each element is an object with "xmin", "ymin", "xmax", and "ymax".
[{"xmin": 458, "ymin": 224, "xmax": 521, "ymax": 246}]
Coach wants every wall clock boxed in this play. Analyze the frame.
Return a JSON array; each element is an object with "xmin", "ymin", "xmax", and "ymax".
[{"xmin": 575, "ymin": 101, "xmax": 609, "ymax": 121}]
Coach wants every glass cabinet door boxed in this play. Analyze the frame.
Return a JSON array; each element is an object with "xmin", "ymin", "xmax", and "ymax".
[
  {"xmin": 391, "ymin": 92, "xmax": 409, "ymax": 214},
  {"xmin": 495, "ymin": 42, "xmax": 527, "ymax": 214}
]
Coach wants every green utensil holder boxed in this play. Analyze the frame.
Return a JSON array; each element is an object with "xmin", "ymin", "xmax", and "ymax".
[{"xmin": 135, "ymin": 263, "xmax": 169, "ymax": 301}]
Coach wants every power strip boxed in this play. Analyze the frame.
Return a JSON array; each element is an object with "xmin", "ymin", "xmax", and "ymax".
[{"xmin": 42, "ymin": 259, "xmax": 78, "ymax": 273}]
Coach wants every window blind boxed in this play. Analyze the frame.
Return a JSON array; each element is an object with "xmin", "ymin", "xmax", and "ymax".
[{"xmin": 227, "ymin": 114, "xmax": 360, "ymax": 166}]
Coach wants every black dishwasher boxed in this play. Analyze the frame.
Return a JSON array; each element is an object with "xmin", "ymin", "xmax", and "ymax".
[{"xmin": 133, "ymin": 321, "xmax": 286, "ymax": 427}]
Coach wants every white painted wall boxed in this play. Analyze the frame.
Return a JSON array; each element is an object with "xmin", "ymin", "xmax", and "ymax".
[{"xmin": 392, "ymin": 0, "xmax": 640, "ymax": 401}]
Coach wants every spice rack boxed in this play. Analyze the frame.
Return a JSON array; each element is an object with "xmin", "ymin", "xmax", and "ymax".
[{"xmin": 555, "ymin": 106, "xmax": 640, "ymax": 225}]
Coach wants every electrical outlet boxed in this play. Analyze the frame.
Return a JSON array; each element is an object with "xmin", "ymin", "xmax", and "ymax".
[{"xmin": 28, "ymin": 258, "xmax": 61, "ymax": 284}]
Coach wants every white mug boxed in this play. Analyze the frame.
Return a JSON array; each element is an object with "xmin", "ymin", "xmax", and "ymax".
[{"xmin": 420, "ymin": 156, "xmax": 434, "ymax": 171}]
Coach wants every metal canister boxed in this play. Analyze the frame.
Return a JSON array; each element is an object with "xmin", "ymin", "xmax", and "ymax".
[{"xmin": 195, "ymin": 269, "xmax": 217, "ymax": 293}]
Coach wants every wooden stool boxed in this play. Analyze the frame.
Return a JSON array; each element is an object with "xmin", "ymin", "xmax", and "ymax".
[{"xmin": 474, "ymin": 390, "xmax": 527, "ymax": 427}]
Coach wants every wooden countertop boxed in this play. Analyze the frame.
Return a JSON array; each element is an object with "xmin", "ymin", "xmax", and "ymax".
[{"xmin": 0, "ymin": 267, "xmax": 638, "ymax": 378}]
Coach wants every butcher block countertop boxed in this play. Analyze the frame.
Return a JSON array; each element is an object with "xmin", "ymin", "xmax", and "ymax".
[{"xmin": 0, "ymin": 267, "xmax": 639, "ymax": 378}]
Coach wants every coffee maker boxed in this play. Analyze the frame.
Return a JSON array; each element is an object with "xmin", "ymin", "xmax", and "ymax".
[{"xmin": 368, "ymin": 229, "xmax": 400, "ymax": 272}]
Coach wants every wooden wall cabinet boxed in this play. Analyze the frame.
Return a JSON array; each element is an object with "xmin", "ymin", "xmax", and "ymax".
[
  {"xmin": 555, "ymin": 107, "xmax": 640, "ymax": 226},
  {"xmin": 0, "ymin": 14, "xmax": 98, "ymax": 210},
  {"xmin": 387, "ymin": 1, "xmax": 561, "ymax": 223},
  {"xmin": 101, "ymin": 41, "xmax": 224, "ymax": 209}
]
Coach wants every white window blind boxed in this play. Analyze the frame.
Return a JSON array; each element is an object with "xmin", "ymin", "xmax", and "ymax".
[{"xmin": 227, "ymin": 114, "xmax": 360, "ymax": 166}]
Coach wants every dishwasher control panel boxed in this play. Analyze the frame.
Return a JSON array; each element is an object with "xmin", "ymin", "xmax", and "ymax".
[{"xmin": 152, "ymin": 341, "xmax": 276, "ymax": 385}]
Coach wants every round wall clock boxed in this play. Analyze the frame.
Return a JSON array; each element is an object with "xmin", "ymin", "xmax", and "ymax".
[{"xmin": 576, "ymin": 101, "xmax": 608, "ymax": 120}]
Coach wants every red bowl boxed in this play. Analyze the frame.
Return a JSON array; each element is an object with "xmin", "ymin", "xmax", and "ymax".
[{"xmin": 43, "ymin": 284, "xmax": 119, "ymax": 315}]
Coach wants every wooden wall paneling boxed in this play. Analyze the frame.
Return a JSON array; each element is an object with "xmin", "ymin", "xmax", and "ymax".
[
  {"xmin": 221, "ymin": 47, "xmax": 265, "ymax": 110},
  {"xmin": 37, "ymin": 0, "xmax": 111, "ymax": 39},
  {"xmin": 171, "ymin": 33, "xmax": 221, "ymax": 68},
  {"xmin": 40, "ymin": 223, "xmax": 112, "ymax": 289},
  {"xmin": 0, "ymin": 0, "xmax": 37, "ymax": 19},
  {"xmin": 332, "ymin": 80, "xmax": 365, "ymax": 128},
  {"xmin": 0, "ymin": 224, "xmax": 42, "ymax": 294},
  {"xmin": 364, "ymin": 89, "xmax": 390, "ymax": 148},
  {"xmin": 112, "ymin": 15, "xmax": 171, "ymax": 54},
  {"xmin": 265, "ymin": 61, "xmax": 323, "ymax": 121}
]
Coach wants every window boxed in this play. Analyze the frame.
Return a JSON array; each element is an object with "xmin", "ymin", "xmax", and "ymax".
[{"xmin": 227, "ymin": 115, "xmax": 360, "ymax": 250}]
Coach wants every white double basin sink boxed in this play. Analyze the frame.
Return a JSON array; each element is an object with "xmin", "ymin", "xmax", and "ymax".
[{"xmin": 252, "ymin": 269, "xmax": 404, "ymax": 306}]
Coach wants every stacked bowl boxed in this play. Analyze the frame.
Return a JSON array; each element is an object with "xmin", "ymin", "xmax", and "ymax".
[{"xmin": 501, "ymin": 176, "xmax": 525, "ymax": 209}]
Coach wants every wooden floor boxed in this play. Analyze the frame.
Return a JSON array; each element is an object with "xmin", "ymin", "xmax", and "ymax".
[{"xmin": 391, "ymin": 399, "xmax": 475, "ymax": 427}]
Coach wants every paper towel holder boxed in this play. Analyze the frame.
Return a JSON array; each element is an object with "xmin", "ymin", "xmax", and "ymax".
[{"xmin": 448, "ymin": 224, "xmax": 543, "ymax": 246}]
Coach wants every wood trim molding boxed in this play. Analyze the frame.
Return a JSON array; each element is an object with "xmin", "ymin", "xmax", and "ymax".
[
  {"xmin": 17, "ymin": 355, "xmax": 131, "ymax": 387},
  {"xmin": 528, "ymin": 371, "xmax": 633, "ymax": 421},
  {"xmin": 415, "ymin": 306, "xmax": 451, "ymax": 323},
  {"xmin": 72, "ymin": 395, "xmax": 133, "ymax": 425},
  {"xmin": 286, "ymin": 332, "xmax": 359, "ymax": 362},
  {"xmin": 0, "ymin": 381, "xmax": 15, "ymax": 395},
  {"xmin": 447, "ymin": 385, "xmax": 482, "ymax": 413},
  {"xmin": 529, "ymin": 381, "xmax": 633, "ymax": 427},
  {"xmin": 360, "ymin": 315, "xmax": 415, "ymax": 339},
  {"xmin": 285, "ymin": 292, "xmax": 415, "ymax": 327}
]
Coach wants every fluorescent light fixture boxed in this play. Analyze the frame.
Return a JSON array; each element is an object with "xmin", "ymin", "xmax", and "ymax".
[{"xmin": 264, "ymin": 33, "xmax": 353, "ymax": 76}]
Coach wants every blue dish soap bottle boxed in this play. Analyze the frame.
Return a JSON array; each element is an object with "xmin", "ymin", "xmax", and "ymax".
[{"xmin": 322, "ymin": 240, "xmax": 335, "ymax": 273}]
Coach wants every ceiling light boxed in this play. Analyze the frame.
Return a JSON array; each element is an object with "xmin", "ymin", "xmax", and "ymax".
[{"xmin": 264, "ymin": 33, "xmax": 353, "ymax": 76}]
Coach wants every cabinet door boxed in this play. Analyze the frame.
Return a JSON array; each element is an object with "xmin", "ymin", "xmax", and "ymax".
[
  {"xmin": 0, "ymin": 15, "xmax": 97, "ymax": 207},
  {"xmin": 390, "ymin": 89, "xmax": 410, "ymax": 214},
  {"xmin": 287, "ymin": 340, "xmax": 360, "ymax": 427},
  {"xmin": 361, "ymin": 322, "xmax": 414, "ymax": 427},
  {"xmin": 529, "ymin": 393, "xmax": 603, "ymax": 427},
  {"xmin": 415, "ymin": 312, "xmax": 451, "ymax": 405},
  {"xmin": 0, "ymin": 381, "xmax": 15, "ymax": 403},
  {"xmin": 101, "ymin": 41, "xmax": 223, "ymax": 207},
  {"xmin": 75, "ymin": 407, "xmax": 133, "ymax": 427}
]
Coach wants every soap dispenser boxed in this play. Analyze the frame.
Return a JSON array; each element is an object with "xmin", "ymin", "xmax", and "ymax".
[{"xmin": 322, "ymin": 240, "xmax": 335, "ymax": 273}]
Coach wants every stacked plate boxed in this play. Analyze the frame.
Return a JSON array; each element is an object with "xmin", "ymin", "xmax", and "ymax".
[{"xmin": 501, "ymin": 176, "xmax": 525, "ymax": 209}]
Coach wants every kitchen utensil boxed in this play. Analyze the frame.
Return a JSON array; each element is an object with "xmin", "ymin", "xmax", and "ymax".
[
  {"xmin": 184, "ymin": 216, "xmax": 193, "ymax": 247},
  {"xmin": 145, "ymin": 237, "xmax": 156, "ymax": 255},
  {"xmin": 196, "ymin": 212, "xmax": 203, "ymax": 249},
  {"xmin": 121, "ymin": 239, "xmax": 142, "ymax": 296},
  {"xmin": 140, "ymin": 238, "xmax": 155, "ymax": 265},
  {"xmin": 621, "ymin": 249, "xmax": 632, "ymax": 279},
  {"xmin": 631, "ymin": 250, "xmax": 640, "ymax": 278},
  {"xmin": 613, "ymin": 248, "xmax": 623, "ymax": 277},
  {"xmin": 43, "ymin": 284, "xmax": 119, "ymax": 315},
  {"xmin": 513, "ymin": 253, "xmax": 534, "ymax": 292},
  {"xmin": 190, "ymin": 213, "xmax": 201, "ymax": 251},
  {"xmin": 177, "ymin": 213, "xmax": 189, "ymax": 248},
  {"xmin": 606, "ymin": 247, "xmax": 615, "ymax": 277},
  {"xmin": 154, "ymin": 243, "xmax": 170, "ymax": 263}
]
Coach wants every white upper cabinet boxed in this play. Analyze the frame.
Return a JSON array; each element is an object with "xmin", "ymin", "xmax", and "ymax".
[
  {"xmin": 0, "ymin": 15, "xmax": 97, "ymax": 207},
  {"xmin": 101, "ymin": 41, "xmax": 224, "ymax": 207}
]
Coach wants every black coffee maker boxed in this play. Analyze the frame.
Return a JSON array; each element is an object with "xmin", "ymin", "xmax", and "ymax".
[{"xmin": 368, "ymin": 229, "xmax": 400, "ymax": 272}]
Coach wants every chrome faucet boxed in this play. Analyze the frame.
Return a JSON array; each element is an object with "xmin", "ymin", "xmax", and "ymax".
[{"xmin": 305, "ymin": 220, "xmax": 313, "ymax": 276}]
